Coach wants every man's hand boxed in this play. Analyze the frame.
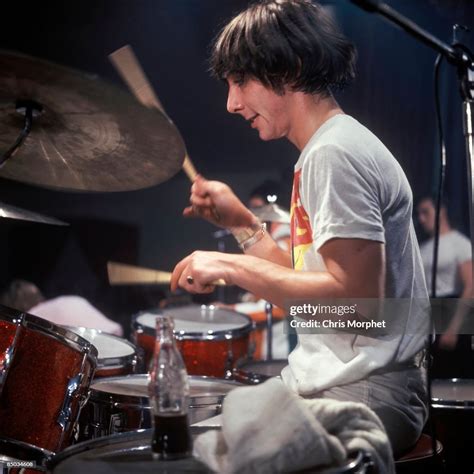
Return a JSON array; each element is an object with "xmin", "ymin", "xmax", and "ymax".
[
  {"xmin": 184, "ymin": 175, "xmax": 257, "ymax": 228},
  {"xmin": 170, "ymin": 251, "xmax": 235, "ymax": 294}
]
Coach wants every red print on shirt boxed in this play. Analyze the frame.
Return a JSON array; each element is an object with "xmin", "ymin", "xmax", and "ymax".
[{"xmin": 291, "ymin": 169, "xmax": 313, "ymax": 270}]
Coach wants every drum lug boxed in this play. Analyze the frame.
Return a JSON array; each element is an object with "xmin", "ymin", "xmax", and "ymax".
[
  {"xmin": 57, "ymin": 372, "xmax": 84, "ymax": 431},
  {"xmin": 224, "ymin": 336, "xmax": 234, "ymax": 378}
]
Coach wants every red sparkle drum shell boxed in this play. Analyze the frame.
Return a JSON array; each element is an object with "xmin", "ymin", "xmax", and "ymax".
[
  {"xmin": 64, "ymin": 327, "xmax": 140, "ymax": 378},
  {"xmin": 132, "ymin": 305, "xmax": 254, "ymax": 377},
  {"xmin": 0, "ymin": 305, "xmax": 97, "ymax": 453}
]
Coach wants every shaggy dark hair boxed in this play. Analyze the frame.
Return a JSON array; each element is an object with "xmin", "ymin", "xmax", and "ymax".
[{"xmin": 209, "ymin": 0, "xmax": 357, "ymax": 95}]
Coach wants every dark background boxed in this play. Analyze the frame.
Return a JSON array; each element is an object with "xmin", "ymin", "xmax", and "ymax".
[{"xmin": 0, "ymin": 0, "xmax": 472, "ymax": 331}]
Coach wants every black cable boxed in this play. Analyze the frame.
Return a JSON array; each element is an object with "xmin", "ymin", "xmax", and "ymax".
[
  {"xmin": 432, "ymin": 53, "xmax": 447, "ymax": 299},
  {"xmin": 0, "ymin": 106, "xmax": 33, "ymax": 168},
  {"xmin": 425, "ymin": 52, "xmax": 446, "ymax": 470}
]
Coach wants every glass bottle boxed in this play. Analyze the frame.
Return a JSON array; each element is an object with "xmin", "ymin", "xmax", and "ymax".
[{"xmin": 148, "ymin": 314, "xmax": 192, "ymax": 460}]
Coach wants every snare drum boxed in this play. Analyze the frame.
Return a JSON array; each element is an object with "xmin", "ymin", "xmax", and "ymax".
[
  {"xmin": 0, "ymin": 305, "xmax": 97, "ymax": 452},
  {"xmin": 65, "ymin": 327, "xmax": 139, "ymax": 377},
  {"xmin": 133, "ymin": 305, "xmax": 253, "ymax": 377},
  {"xmin": 431, "ymin": 378, "xmax": 474, "ymax": 472},
  {"xmin": 78, "ymin": 374, "xmax": 241, "ymax": 441},
  {"xmin": 233, "ymin": 359, "xmax": 288, "ymax": 384}
]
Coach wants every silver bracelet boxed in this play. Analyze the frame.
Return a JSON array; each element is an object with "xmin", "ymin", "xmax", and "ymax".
[{"xmin": 239, "ymin": 222, "xmax": 267, "ymax": 251}]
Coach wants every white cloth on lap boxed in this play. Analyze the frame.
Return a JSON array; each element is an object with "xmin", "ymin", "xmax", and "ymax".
[{"xmin": 193, "ymin": 378, "xmax": 394, "ymax": 474}]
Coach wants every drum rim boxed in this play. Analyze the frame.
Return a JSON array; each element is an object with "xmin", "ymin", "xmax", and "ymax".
[
  {"xmin": 89, "ymin": 374, "xmax": 242, "ymax": 405},
  {"xmin": 431, "ymin": 378, "xmax": 474, "ymax": 407},
  {"xmin": 0, "ymin": 436, "xmax": 53, "ymax": 467},
  {"xmin": 49, "ymin": 431, "xmax": 366, "ymax": 473},
  {"xmin": 63, "ymin": 326, "xmax": 137, "ymax": 370},
  {"xmin": 47, "ymin": 427, "xmax": 215, "ymax": 469},
  {"xmin": 133, "ymin": 305, "xmax": 254, "ymax": 341},
  {"xmin": 0, "ymin": 305, "xmax": 98, "ymax": 362}
]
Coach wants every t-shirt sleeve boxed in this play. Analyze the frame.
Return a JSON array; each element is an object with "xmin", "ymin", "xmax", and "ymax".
[
  {"xmin": 455, "ymin": 233, "xmax": 472, "ymax": 264},
  {"xmin": 300, "ymin": 144, "xmax": 385, "ymax": 251}
]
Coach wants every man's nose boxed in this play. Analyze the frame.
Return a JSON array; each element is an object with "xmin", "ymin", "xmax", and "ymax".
[{"xmin": 227, "ymin": 85, "xmax": 243, "ymax": 114}]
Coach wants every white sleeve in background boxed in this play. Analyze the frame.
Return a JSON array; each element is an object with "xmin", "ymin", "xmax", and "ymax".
[{"xmin": 29, "ymin": 296, "xmax": 123, "ymax": 336}]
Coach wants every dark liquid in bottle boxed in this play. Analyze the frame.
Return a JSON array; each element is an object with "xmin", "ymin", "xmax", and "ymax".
[{"xmin": 152, "ymin": 413, "xmax": 193, "ymax": 460}]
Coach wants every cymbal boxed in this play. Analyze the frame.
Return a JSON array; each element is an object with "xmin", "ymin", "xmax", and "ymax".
[
  {"xmin": 107, "ymin": 261, "xmax": 226, "ymax": 286},
  {"xmin": 0, "ymin": 201, "xmax": 68, "ymax": 225},
  {"xmin": 0, "ymin": 51, "xmax": 185, "ymax": 192},
  {"xmin": 251, "ymin": 204, "xmax": 291, "ymax": 224}
]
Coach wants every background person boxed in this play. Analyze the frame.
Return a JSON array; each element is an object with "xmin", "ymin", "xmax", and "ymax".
[
  {"xmin": 0, "ymin": 279, "xmax": 123, "ymax": 336},
  {"xmin": 417, "ymin": 196, "xmax": 473, "ymax": 377}
]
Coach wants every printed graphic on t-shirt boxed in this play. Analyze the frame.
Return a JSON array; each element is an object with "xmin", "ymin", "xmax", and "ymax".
[{"xmin": 291, "ymin": 169, "xmax": 313, "ymax": 270}]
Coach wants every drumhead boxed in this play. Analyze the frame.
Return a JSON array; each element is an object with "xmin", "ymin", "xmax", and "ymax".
[
  {"xmin": 90, "ymin": 374, "xmax": 241, "ymax": 404},
  {"xmin": 135, "ymin": 305, "xmax": 253, "ymax": 339},
  {"xmin": 68, "ymin": 327, "xmax": 135, "ymax": 357},
  {"xmin": 431, "ymin": 378, "xmax": 474, "ymax": 408}
]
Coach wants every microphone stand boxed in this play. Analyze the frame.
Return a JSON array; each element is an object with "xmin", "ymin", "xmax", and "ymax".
[
  {"xmin": 350, "ymin": 1, "xmax": 474, "ymax": 466},
  {"xmin": 349, "ymin": 0, "xmax": 474, "ymax": 283}
]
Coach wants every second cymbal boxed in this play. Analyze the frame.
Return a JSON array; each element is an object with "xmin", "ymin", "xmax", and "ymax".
[{"xmin": 0, "ymin": 201, "xmax": 68, "ymax": 226}]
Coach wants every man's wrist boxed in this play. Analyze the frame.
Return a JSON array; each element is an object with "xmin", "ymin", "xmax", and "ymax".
[{"xmin": 231, "ymin": 219, "xmax": 267, "ymax": 250}]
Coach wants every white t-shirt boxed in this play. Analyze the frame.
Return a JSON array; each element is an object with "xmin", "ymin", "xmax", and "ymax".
[
  {"xmin": 282, "ymin": 114, "xmax": 430, "ymax": 395},
  {"xmin": 420, "ymin": 230, "xmax": 471, "ymax": 297}
]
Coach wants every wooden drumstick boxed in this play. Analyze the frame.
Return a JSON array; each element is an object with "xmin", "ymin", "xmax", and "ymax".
[
  {"xmin": 109, "ymin": 45, "xmax": 198, "ymax": 183},
  {"xmin": 107, "ymin": 261, "xmax": 226, "ymax": 286}
]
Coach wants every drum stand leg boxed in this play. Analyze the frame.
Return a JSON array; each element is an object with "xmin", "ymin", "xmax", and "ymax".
[{"xmin": 224, "ymin": 337, "xmax": 234, "ymax": 379}]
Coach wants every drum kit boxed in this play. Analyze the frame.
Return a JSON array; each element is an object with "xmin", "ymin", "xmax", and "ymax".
[
  {"xmin": 1, "ymin": 40, "xmax": 472, "ymax": 473},
  {"xmin": 0, "ymin": 46, "xmax": 292, "ymax": 471},
  {"xmin": 0, "ymin": 302, "xmax": 287, "ymax": 471}
]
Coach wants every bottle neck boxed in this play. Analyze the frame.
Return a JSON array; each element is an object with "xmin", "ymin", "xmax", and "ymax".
[{"xmin": 155, "ymin": 315, "xmax": 175, "ymax": 343}]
